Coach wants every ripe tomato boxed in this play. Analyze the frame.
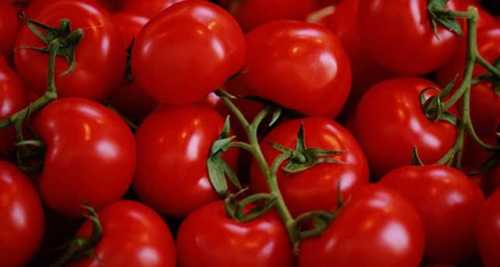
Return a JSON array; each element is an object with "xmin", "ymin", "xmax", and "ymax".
[
  {"xmin": 353, "ymin": 78, "xmax": 456, "ymax": 177},
  {"xmin": 381, "ymin": 165, "xmax": 485, "ymax": 265},
  {"xmin": 132, "ymin": 0, "xmax": 245, "ymax": 105},
  {"xmin": 135, "ymin": 104, "xmax": 237, "ymax": 217},
  {"xmin": 240, "ymin": 20, "xmax": 351, "ymax": 117},
  {"xmin": 33, "ymin": 98, "xmax": 136, "ymax": 217},
  {"xmin": 0, "ymin": 58, "xmax": 28, "ymax": 155},
  {"xmin": 226, "ymin": 0, "xmax": 320, "ymax": 32},
  {"xmin": 15, "ymin": 0, "xmax": 125, "ymax": 101},
  {"xmin": 70, "ymin": 200, "xmax": 176, "ymax": 267},
  {"xmin": 358, "ymin": 0, "xmax": 458, "ymax": 74},
  {"xmin": 299, "ymin": 185, "xmax": 425, "ymax": 267},
  {"xmin": 477, "ymin": 189, "xmax": 500, "ymax": 267},
  {"xmin": 0, "ymin": 161, "xmax": 44, "ymax": 267},
  {"xmin": 0, "ymin": 1, "xmax": 19, "ymax": 56},
  {"xmin": 113, "ymin": 0, "xmax": 190, "ymax": 17},
  {"xmin": 111, "ymin": 12, "xmax": 149, "ymax": 47},
  {"xmin": 176, "ymin": 201, "xmax": 293, "ymax": 267},
  {"xmin": 251, "ymin": 117, "xmax": 369, "ymax": 216}
]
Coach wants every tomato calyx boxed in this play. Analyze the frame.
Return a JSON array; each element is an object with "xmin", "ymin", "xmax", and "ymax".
[
  {"xmin": 419, "ymin": 81, "xmax": 457, "ymax": 125},
  {"xmin": 428, "ymin": 0, "xmax": 462, "ymax": 35},
  {"xmin": 224, "ymin": 188, "xmax": 277, "ymax": 222},
  {"xmin": 272, "ymin": 124, "xmax": 343, "ymax": 174}
]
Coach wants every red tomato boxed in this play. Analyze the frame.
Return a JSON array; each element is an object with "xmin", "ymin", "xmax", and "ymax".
[
  {"xmin": 117, "ymin": 0, "xmax": 190, "ymax": 18},
  {"xmin": 111, "ymin": 12, "xmax": 149, "ymax": 47},
  {"xmin": 381, "ymin": 165, "xmax": 485, "ymax": 265},
  {"xmin": 135, "ymin": 104, "xmax": 237, "ymax": 217},
  {"xmin": 251, "ymin": 117, "xmax": 369, "ymax": 216},
  {"xmin": 0, "ymin": 161, "xmax": 44, "ymax": 266},
  {"xmin": 70, "ymin": 200, "xmax": 176, "ymax": 267},
  {"xmin": 132, "ymin": 0, "xmax": 245, "ymax": 105},
  {"xmin": 353, "ymin": 78, "xmax": 457, "ymax": 177},
  {"xmin": 0, "ymin": 58, "xmax": 28, "ymax": 155},
  {"xmin": 240, "ymin": 20, "xmax": 351, "ymax": 117},
  {"xmin": 358, "ymin": 0, "xmax": 458, "ymax": 74},
  {"xmin": 226, "ymin": 0, "xmax": 320, "ymax": 32},
  {"xmin": 33, "ymin": 98, "xmax": 136, "ymax": 217},
  {"xmin": 477, "ymin": 189, "xmax": 500, "ymax": 267},
  {"xmin": 15, "ymin": 0, "xmax": 125, "ymax": 101},
  {"xmin": 0, "ymin": 1, "xmax": 19, "ymax": 56},
  {"xmin": 299, "ymin": 184, "xmax": 425, "ymax": 267},
  {"xmin": 176, "ymin": 201, "xmax": 293, "ymax": 267}
]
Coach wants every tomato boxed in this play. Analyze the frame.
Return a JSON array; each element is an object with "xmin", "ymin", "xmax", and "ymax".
[
  {"xmin": 477, "ymin": 189, "xmax": 500, "ymax": 267},
  {"xmin": 380, "ymin": 165, "xmax": 485, "ymax": 265},
  {"xmin": 0, "ymin": 58, "xmax": 28, "ymax": 155},
  {"xmin": 0, "ymin": 161, "xmax": 44, "ymax": 266},
  {"xmin": 177, "ymin": 201, "xmax": 293, "ymax": 267},
  {"xmin": 132, "ymin": 0, "xmax": 245, "ymax": 105},
  {"xmin": 226, "ymin": 0, "xmax": 320, "ymax": 32},
  {"xmin": 114, "ymin": 0, "xmax": 190, "ymax": 18},
  {"xmin": 0, "ymin": 1, "xmax": 19, "ymax": 56},
  {"xmin": 111, "ymin": 12, "xmax": 149, "ymax": 48},
  {"xmin": 70, "ymin": 200, "xmax": 176, "ymax": 267},
  {"xmin": 358, "ymin": 0, "xmax": 459, "ymax": 74},
  {"xmin": 240, "ymin": 20, "xmax": 351, "ymax": 117},
  {"xmin": 353, "ymin": 78, "xmax": 456, "ymax": 177},
  {"xmin": 33, "ymin": 98, "xmax": 136, "ymax": 217},
  {"xmin": 15, "ymin": 0, "xmax": 126, "ymax": 101},
  {"xmin": 299, "ymin": 184, "xmax": 425, "ymax": 267},
  {"xmin": 251, "ymin": 117, "xmax": 369, "ymax": 216},
  {"xmin": 135, "ymin": 104, "xmax": 238, "ymax": 217}
]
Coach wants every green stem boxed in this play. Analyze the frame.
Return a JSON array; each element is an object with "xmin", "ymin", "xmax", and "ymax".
[{"xmin": 477, "ymin": 54, "xmax": 500, "ymax": 77}]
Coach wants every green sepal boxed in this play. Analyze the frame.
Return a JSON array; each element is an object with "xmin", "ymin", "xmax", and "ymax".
[
  {"xmin": 224, "ymin": 190, "xmax": 276, "ymax": 222},
  {"xmin": 428, "ymin": 0, "xmax": 463, "ymax": 35},
  {"xmin": 268, "ymin": 107, "xmax": 282, "ymax": 127}
]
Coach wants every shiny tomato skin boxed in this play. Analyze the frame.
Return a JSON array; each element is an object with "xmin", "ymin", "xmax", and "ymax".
[
  {"xmin": 70, "ymin": 200, "xmax": 176, "ymax": 267},
  {"xmin": 251, "ymin": 117, "xmax": 369, "ymax": 216},
  {"xmin": 353, "ymin": 78, "xmax": 456, "ymax": 177},
  {"xmin": 0, "ymin": 1, "xmax": 19, "ymax": 56},
  {"xmin": 111, "ymin": 12, "xmax": 149, "ymax": 47},
  {"xmin": 477, "ymin": 190, "xmax": 500, "ymax": 267},
  {"xmin": 358, "ymin": 0, "xmax": 458, "ymax": 75},
  {"xmin": 0, "ymin": 161, "xmax": 44, "ymax": 267},
  {"xmin": 381, "ymin": 165, "xmax": 485, "ymax": 265},
  {"xmin": 132, "ymin": 0, "xmax": 245, "ymax": 105},
  {"xmin": 135, "ymin": 104, "xmax": 237, "ymax": 217},
  {"xmin": 15, "ymin": 0, "xmax": 126, "ymax": 101},
  {"xmin": 0, "ymin": 58, "xmax": 28, "ymax": 155},
  {"xmin": 176, "ymin": 201, "xmax": 293, "ymax": 267},
  {"xmin": 241, "ymin": 20, "xmax": 351, "ymax": 117},
  {"xmin": 33, "ymin": 98, "xmax": 136, "ymax": 218},
  {"xmin": 299, "ymin": 184, "xmax": 425, "ymax": 267}
]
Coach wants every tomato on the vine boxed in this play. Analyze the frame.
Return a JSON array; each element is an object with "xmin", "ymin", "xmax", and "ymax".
[
  {"xmin": 477, "ymin": 189, "xmax": 500, "ymax": 267},
  {"xmin": 176, "ymin": 201, "xmax": 293, "ymax": 267},
  {"xmin": 0, "ymin": 1, "xmax": 19, "ymax": 56},
  {"xmin": 33, "ymin": 98, "xmax": 136, "ymax": 217},
  {"xmin": 251, "ymin": 117, "xmax": 369, "ymax": 216},
  {"xmin": 0, "ymin": 161, "xmax": 44, "ymax": 267},
  {"xmin": 299, "ymin": 184, "xmax": 425, "ymax": 267}
]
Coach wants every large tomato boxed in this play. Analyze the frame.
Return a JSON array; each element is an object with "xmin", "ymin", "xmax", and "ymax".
[
  {"xmin": 134, "ymin": 104, "xmax": 237, "ymax": 217},
  {"xmin": 381, "ymin": 165, "xmax": 485, "ymax": 265},
  {"xmin": 0, "ymin": 161, "xmax": 44, "ymax": 266},
  {"xmin": 15, "ymin": 0, "xmax": 125, "ymax": 100},
  {"xmin": 299, "ymin": 185, "xmax": 425, "ymax": 267},
  {"xmin": 70, "ymin": 200, "xmax": 176, "ymax": 267},
  {"xmin": 176, "ymin": 201, "xmax": 293, "ymax": 267},
  {"xmin": 240, "ymin": 20, "xmax": 351, "ymax": 117},
  {"xmin": 0, "ymin": 1, "xmax": 19, "ymax": 56},
  {"xmin": 358, "ymin": 0, "xmax": 459, "ymax": 74},
  {"xmin": 251, "ymin": 117, "xmax": 369, "ymax": 216},
  {"xmin": 477, "ymin": 189, "xmax": 500, "ymax": 267},
  {"xmin": 33, "ymin": 98, "xmax": 136, "ymax": 217},
  {"xmin": 132, "ymin": 0, "xmax": 245, "ymax": 105},
  {"xmin": 353, "ymin": 78, "xmax": 457, "ymax": 177}
]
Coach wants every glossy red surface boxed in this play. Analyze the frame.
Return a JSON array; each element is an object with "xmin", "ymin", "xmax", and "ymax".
[
  {"xmin": 0, "ymin": 1, "xmax": 19, "ymax": 55},
  {"xmin": 477, "ymin": 190, "xmax": 500, "ymax": 267}
]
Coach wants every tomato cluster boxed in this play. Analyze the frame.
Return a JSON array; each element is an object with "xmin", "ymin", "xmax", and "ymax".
[{"xmin": 0, "ymin": 0, "xmax": 499, "ymax": 266}]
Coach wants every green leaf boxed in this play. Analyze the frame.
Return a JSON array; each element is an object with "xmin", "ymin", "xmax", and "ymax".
[
  {"xmin": 428, "ymin": 0, "xmax": 462, "ymax": 35},
  {"xmin": 207, "ymin": 156, "xmax": 229, "ymax": 197}
]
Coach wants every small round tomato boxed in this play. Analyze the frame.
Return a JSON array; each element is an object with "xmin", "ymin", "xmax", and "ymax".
[
  {"xmin": 358, "ymin": 0, "xmax": 458, "ymax": 74},
  {"xmin": 381, "ymin": 165, "xmax": 485, "ymax": 265},
  {"xmin": 70, "ymin": 200, "xmax": 176, "ymax": 267},
  {"xmin": 0, "ymin": 1, "xmax": 19, "ymax": 56},
  {"xmin": 33, "ymin": 98, "xmax": 136, "ymax": 217},
  {"xmin": 299, "ymin": 184, "xmax": 425, "ymax": 267},
  {"xmin": 132, "ymin": 0, "xmax": 245, "ymax": 105},
  {"xmin": 240, "ymin": 20, "xmax": 351, "ymax": 117},
  {"xmin": 0, "ymin": 58, "xmax": 28, "ymax": 155},
  {"xmin": 0, "ymin": 161, "xmax": 44, "ymax": 266},
  {"xmin": 176, "ymin": 201, "xmax": 293, "ymax": 267},
  {"xmin": 251, "ymin": 117, "xmax": 369, "ymax": 216},
  {"xmin": 15, "ymin": 0, "xmax": 126, "ymax": 101},
  {"xmin": 134, "ymin": 104, "xmax": 237, "ymax": 217},
  {"xmin": 353, "ymin": 78, "xmax": 457, "ymax": 177},
  {"xmin": 477, "ymin": 189, "xmax": 500, "ymax": 267}
]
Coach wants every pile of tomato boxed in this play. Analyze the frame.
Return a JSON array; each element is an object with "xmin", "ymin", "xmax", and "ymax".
[{"xmin": 0, "ymin": 0, "xmax": 499, "ymax": 266}]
